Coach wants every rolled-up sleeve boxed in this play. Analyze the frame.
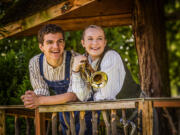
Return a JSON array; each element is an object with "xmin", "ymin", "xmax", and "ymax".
[
  {"xmin": 70, "ymin": 72, "xmax": 92, "ymax": 101},
  {"xmin": 93, "ymin": 51, "xmax": 126, "ymax": 101},
  {"xmin": 29, "ymin": 56, "xmax": 50, "ymax": 96}
]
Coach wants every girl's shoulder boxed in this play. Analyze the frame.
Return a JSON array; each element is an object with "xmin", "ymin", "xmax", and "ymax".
[{"xmin": 104, "ymin": 50, "xmax": 121, "ymax": 60}]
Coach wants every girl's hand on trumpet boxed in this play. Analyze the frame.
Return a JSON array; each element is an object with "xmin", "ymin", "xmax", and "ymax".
[{"xmin": 72, "ymin": 55, "xmax": 87, "ymax": 72}]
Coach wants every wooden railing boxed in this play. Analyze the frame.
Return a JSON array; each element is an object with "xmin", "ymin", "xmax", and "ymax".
[
  {"xmin": 0, "ymin": 98, "xmax": 180, "ymax": 135},
  {"xmin": 0, "ymin": 105, "xmax": 51, "ymax": 135},
  {"xmin": 35, "ymin": 98, "xmax": 180, "ymax": 135}
]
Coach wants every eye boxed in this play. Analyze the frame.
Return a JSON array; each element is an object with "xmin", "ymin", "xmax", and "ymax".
[
  {"xmin": 57, "ymin": 39, "xmax": 64, "ymax": 44},
  {"xmin": 97, "ymin": 37, "xmax": 103, "ymax": 41},
  {"xmin": 87, "ymin": 37, "xmax": 93, "ymax": 41},
  {"xmin": 46, "ymin": 40, "xmax": 53, "ymax": 45}
]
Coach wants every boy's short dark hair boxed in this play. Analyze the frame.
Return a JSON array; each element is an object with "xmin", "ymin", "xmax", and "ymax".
[{"xmin": 38, "ymin": 24, "xmax": 64, "ymax": 44}]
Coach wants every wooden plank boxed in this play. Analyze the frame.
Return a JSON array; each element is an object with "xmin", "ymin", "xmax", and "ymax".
[
  {"xmin": 39, "ymin": 100, "xmax": 136, "ymax": 113},
  {"xmin": 62, "ymin": 112, "xmax": 70, "ymax": 135},
  {"xmin": 46, "ymin": 121, "xmax": 51, "ymax": 135},
  {"xmin": 5, "ymin": 109, "xmax": 35, "ymax": 118},
  {"xmin": 92, "ymin": 111, "xmax": 98, "ymax": 135},
  {"xmin": 0, "ymin": 0, "xmax": 95, "ymax": 39},
  {"xmin": 111, "ymin": 110, "xmax": 117, "ymax": 135},
  {"xmin": 48, "ymin": 14, "xmax": 131, "ymax": 30},
  {"xmin": 5, "ymin": 109, "xmax": 51, "ymax": 120},
  {"xmin": 149, "ymin": 101, "xmax": 153, "ymax": 135},
  {"xmin": 79, "ymin": 111, "xmax": 86, "ymax": 135},
  {"xmin": 15, "ymin": 115, "xmax": 20, "ymax": 135},
  {"xmin": 25, "ymin": 117, "xmax": 30, "ymax": 135},
  {"xmin": 102, "ymin": 110, "xmax": 110, "ymax": 135},
  {"xmin": 35, "ymin": 108, "xmax": 46, "ymax": 135},
  {"xmin": 0, "ymin": 110, "xmax": 5, "ymax": 135},
  {"xmin": 52, "ymin": 112, "xmax": 58, "ymax": 135},
  {"xmin": 70, "ymin": 112, "xmax": 76, "ymax": 135},
  {"xmin": 122, "ymin": 109, "xmax": 128, "ymax": 135},
  {"xmin": 138, "ymin": 101, "xmax": 153, "ymax": 135},
  {"xmin": 0, "ymin": 105, "xmax": 25, "ymax": 109},
  {"xmin": 154, "ymin": 101, "xmax": 180, "ymax": 108},
  {"xmin": 19, "ymin": 13, "xmax": 132, "ymax": 36},
  {"xmin": 138, "ymin": 103, "xmax": 142, "ymax": 135}
]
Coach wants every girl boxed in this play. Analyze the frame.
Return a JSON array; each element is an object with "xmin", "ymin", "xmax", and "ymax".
[{"xmin": 70, "ymin": 25, "xmax": 141, "ymax": 102}]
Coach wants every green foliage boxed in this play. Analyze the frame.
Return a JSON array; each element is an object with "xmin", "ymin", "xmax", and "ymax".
[
  {"xmin": 165, "ymin": 0, "xmax": 180, "ymax": 96},
  {"xmin": 0, "ymin": 36, "xmax": 40, "ymax": 105},
  {"xmin": 104, "ymin": 26, "xmax": 139, "ymax": 83}
]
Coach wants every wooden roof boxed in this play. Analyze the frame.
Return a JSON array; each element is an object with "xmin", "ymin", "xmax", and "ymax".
[{"xmin": 0, "ymin": 0, "xmax": 132, "ymax": 39}]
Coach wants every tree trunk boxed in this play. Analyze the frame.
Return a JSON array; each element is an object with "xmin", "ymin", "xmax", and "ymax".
[
  {"xmin": 132, "ymin": 0, "xmax": 170, "ymax": 97},
  {"xmin": 132, "ymin": 0, "xmax": 171, "ymax": 135}
]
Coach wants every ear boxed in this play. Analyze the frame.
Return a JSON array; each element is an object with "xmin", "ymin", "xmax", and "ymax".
[
  {"xmin": 81, "ymin": 40, "xmax": 85, "ymax": 48},
  {"xmin": 39, "ymin": 43, "xmax": 44, "ymax": 52}
]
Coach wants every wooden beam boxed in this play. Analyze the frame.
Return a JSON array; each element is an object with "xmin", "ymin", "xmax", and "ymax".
[
  {"xmin": 35, "ymin": 108, "xmax": 46, "ymax": 135},
  {"xmin": 0, "ymin": 0, "xmax": 95, "ymax": 40},
  {"xmin": 138, "ymin": 101, "xmax": 153, "ymax": 135},
  {"xmin": 79, "ymin": 111, "xmax": 86, "ymax": 135},
  {"xmin": 15, "ymin": 115, "xmax": 20, "ymax": 135},
  {"xmin": 154, "ymin": 101, "xmax": 180, "ymax": 108},
  {"xmin": 0, "ymin": 110, "xmax": 5, "ymax": 135},
  {"xmin": 111, "ymin": 110, "xmax": 117, "ymax": 135},
  {"xmin": 92, "ymin": 111, "xmax": 98, "ymax": 135},
  {"xmin": 52, "ymin": 112, "xmax": 58, "ymax": 135},
  {"xmin": 14, "ymin": 13, "xmax": 132, "ymax": 37},
  {"xmin": 49, "ymin": 14, "xmax": 132, "ymax": 31},
  {"xmin": 102, "ymin": 110, "xmax": 110, "ymax": 135},
  {"xmin": 39, "ymin": 100, "xmax": 136, "ymax": 113}
]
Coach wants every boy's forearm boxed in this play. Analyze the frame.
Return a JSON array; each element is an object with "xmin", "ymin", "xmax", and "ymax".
[{"xmin": 38, "ymin": 92, "xmax": 77, "ymax": 105}]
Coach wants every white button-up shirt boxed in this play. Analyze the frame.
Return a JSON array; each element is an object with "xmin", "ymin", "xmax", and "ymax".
[
  {"xmin": 69, "ymin": 50, "xmax": 126, "ymax": 101},
  {"xmin": 29, "ymin": 51, "xmax": 74, "ymax": 96}
]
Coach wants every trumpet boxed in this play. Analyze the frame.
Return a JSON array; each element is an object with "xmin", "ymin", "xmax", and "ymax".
[{"xmin": 80, "ymin": 60, "xmax": 108, "ymax": 89}]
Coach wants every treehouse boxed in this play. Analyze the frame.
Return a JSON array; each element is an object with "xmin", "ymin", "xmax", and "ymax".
[{"xmin": 0, "ymin": 0, "xmax": 180, "ymax": 135}]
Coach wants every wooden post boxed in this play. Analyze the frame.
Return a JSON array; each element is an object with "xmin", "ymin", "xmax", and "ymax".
[
  {"xmin": 25, "ymin": 117, "xmax": 30, "ymax": 135},
  {"xmin": 102, "ymin": 110, "xmax": 110, "ymax": 135},
  {"xmin": 122, "ymin": 109, "xmax": 128, "ymax": 135},
  {"xmin": 62, "ymin": 112, "xmax": 70, "ymax": 135},
  {"xmin": 0, "ymin": 109, "xmax": 5, "ymax": 135},
  {"xmin": 92, "ymin": 111, "xmax": 98, "ymax": 135},
  {"xmin": 35, "ymin": 108, "xmax": 46, "ymax": 135},
  {"xmin": 70, "ymin": 112, "xmax": 76, "ymax": 135},
  {"xmin": 46, "ymin": 121, "xmax": 51, "ymax": 135},
  {"xmin": 52, "ymin": 112, "xmax": 58, "ymax": 135},
  {"xmin": 79, "ymin": 111, "xmax": 86, "ymax": 135},
  {"xmin": 111, "ymin": 110, "xmax": 117, "ymax": 135},
  {"xmin": 138, "ymin": 101, "xmax": 153, "ymax": 135},
  {"xmin": 15, "ymin": 115, "xmax": 19, "ymax": 135}
]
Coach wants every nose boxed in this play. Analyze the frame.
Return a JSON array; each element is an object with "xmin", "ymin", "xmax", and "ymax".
[
  {"xmin": 92, "ymin": 39, "xmax": 98, "ymax": 45},
  {"xmin": 53, "ymin": 42, "xmax": 59, "ymax": 48}
]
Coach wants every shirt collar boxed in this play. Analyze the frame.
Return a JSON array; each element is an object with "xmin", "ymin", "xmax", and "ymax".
[{"xmin": 43, "ymin": 51, "xmax": 66, "ymax": 71}]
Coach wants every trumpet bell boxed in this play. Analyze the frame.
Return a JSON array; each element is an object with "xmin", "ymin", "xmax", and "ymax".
[{"xmin": 90, "ymin": 71, "xmax": 108, "ymax": 88}]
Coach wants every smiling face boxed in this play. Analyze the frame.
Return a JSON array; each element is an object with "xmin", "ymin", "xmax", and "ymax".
[
  {"xmin": 39, "ymin": 32, "xmax": 65, "ymax": 67},
  {"xmin": 81, "ymin": 27, "xmax": 107, "ymax": 61}
]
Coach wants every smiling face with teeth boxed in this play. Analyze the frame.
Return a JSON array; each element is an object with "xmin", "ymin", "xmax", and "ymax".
[
  {"xmin": 39, "ymin": 32, "xmax": 65, "ymax": 68},
  {"xmin": 81, "ymin": 26, "xmax": 107, "ymax": 61}
]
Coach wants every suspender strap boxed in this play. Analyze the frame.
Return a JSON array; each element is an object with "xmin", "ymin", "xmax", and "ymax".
[
  {"xmin": 39, "ymin": 53, "xmax": 44, "ymax": 78},
  {"xmin": 65, "ymin": 51, "xmax": 72, "ymax": 81}
]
